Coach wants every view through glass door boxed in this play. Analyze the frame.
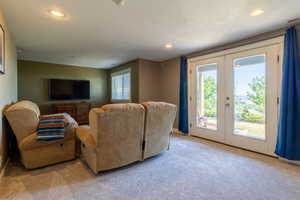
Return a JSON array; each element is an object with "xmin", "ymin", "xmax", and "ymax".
[
  {"xmin": 189, "ymin": 40, "xmax": 282, "ymax": 155},
  {"xmin": 231, "ymin": 54, "xmax": 266, "ymax": 140},
  {"xmin": 196, "ymin": 63, "xmax": 218, "ymax": 130},
  {"xmin": 189, "ymin": 57, "xmax": 225, "ymax": 143}
]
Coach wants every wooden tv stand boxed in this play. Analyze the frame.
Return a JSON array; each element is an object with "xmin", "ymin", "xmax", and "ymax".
[{"xmin": 53, "ymin": 102, "xmax": 91, "ymax": 125}]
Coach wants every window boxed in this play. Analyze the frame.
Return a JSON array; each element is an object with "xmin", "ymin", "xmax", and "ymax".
[
  {"xmin": 111, "ymin": 69, "xmax": 131, "ymax": 101},
  {"xmin": 196, "ymin": 63, "xmax": 218, "ymax": 130},
  {"xmin": 233, "ymin": 54, "xmax": 266, "ymax": 140}
]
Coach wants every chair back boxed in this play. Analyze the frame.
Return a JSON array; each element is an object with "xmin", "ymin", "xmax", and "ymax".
[
  {"xmin": 5, "ymin": 101, "xmax": 40, "ymax": 142},
  {"xmin": 89, "ymin": 103, "xmax": 145, "ymax": 170},
  {"xmin": 142, "ymin": 102, "xmax": 177, "ymax": 159}
]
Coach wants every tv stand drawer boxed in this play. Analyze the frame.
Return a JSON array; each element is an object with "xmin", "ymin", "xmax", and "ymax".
[{"xmin": 53, "ymin": 103, "xmax": 91, "ymax": 125}]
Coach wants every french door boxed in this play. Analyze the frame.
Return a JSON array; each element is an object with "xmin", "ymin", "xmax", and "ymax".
[{"xmin": 189, "ymin": 38, "xmax": 283, "ymax": 155}]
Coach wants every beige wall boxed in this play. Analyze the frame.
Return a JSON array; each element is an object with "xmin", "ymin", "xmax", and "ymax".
[
  {"xmin": 107, "ymin": 59, "xmax": 162, "ymax": 104},
  {"xmin": 107, "ymin": 59, "xmax": 140, "ymax": 103},
  {"xmin": 0, "ymin": 10, "xmax": 17, "ymax": 171},
  {"xmin": 18, "ymin": 60, "xmax": 108, "ymax": 114},
  {"xmin": 160, "ymin": 58, "xmax": 180, "ymax": 128},
  {"xmin": 138, "ymin": 59, "xmax": 161, "ymax": 103}
]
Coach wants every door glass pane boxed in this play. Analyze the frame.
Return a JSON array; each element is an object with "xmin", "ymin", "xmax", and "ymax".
[
  {"xmin": 233, "ymin": 54, "xmax": 266, "ymax": 140},
  {"xmin": 196, "ymin": 64, "xmax": 218, "ymax": 130}
]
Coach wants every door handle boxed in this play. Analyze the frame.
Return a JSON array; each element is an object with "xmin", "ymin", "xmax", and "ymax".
[{"xmin": 225, "ymin": 97, "xmax": 230, "ymax": 107}]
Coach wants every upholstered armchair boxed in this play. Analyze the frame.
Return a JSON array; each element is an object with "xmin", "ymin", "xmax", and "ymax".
[
  {"xmin": 141, "ymin": 102, "xmax": 177, "ymax": 160},
  {"xmin": 77, "ymin": 102, "xmax": 177, "ymax": 173},
  {"xmin": 4, "ymin": 101, "xmax": 77, "ymax": 169},
  {"xmin": 76, "ymin": 104, "xmax": 145, "ymax": 173}
]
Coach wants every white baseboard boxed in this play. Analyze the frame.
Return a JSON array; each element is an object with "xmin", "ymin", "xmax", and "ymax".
[
  {"xmin": 279, "ymin": 157, "xmax": 300, "ymax": 166},
  {"xmin": 172, "ymin": 128, "xmax": 187, "ymax": 135}
]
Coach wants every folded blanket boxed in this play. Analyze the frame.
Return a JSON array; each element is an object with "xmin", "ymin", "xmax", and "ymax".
[{"xmin": 37, "ymin": 114, "xmax": 65, "ymax": 141}]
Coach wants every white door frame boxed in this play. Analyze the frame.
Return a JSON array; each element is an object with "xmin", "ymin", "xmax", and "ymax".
[
  {"xmin": 189, "ymin": 56, "xmax": 225, "ymax": 143},
  {"xmin": 189, "ymin": 37, "xmax": 284, "ymax": 63},
  {"xmin": 224, "ymin": 45, "xmax": 281, "ymax": 155},
  {"xmin": 188, "ymin": 37, "xmax": 284, "ymax": 156}
]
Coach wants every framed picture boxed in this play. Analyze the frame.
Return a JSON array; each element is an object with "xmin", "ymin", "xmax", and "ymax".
[{"xmin": 0, "ymin": 24, "xmax": 4, "ymax": 74}]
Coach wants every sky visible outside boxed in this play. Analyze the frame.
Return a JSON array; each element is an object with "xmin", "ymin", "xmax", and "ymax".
[
  {"xmin": 234, "ymin": 63, "xmax": 265, "ymax": 96},
  {"xmin": 200, "ymin": 61, "xmax": 265, "ymax": 97}
]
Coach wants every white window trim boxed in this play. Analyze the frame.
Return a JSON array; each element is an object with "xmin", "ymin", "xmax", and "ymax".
[{"xmin": 111, "ymin": 68, "xmax": 131, "ymax": 103}]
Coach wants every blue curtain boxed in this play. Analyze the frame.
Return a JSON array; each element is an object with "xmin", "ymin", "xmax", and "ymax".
[
  {"xmin": 275, "ymin": 27, "xmax": 300, "ymax": 160},
  {"xmin": 179, "ymin": 56, "xmax": 189, "ymax": 134}
]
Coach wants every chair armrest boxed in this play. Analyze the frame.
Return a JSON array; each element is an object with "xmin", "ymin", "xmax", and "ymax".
[
  {"xmin": 76, "ymin": 126, "xmax": 96, "ymax": 149},
  {"xmin": 19, "ymin": 131, "xmax": 69, "ymax": 151}
]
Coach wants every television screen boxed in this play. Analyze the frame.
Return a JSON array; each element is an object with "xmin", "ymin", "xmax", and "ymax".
[{"xmin": 49, "ymin": 79, "xmax": 90, "ymax": 100}]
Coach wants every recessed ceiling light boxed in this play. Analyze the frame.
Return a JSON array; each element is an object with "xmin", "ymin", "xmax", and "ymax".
[
  {"xmin": 49, "ymin": 10, "xmax": 65, "ymax": 17},
  {"xmin": 112, "ymin": 0, "xmax": 126, "ymax": 6},
  {"xmin": 250, "ymin": 9, "xmax": 264, "ymax": 16},
  {"xmin": 165, "ymin": 44, "xmax": 173, "ymax": 49}
]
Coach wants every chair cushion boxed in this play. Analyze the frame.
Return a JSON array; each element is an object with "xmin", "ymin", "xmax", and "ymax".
[
  {"xmin": 19, "ymin": 128, "xmax": 75, "ymax": 151},
  {"xmin": 19, "ymin": 113, "xmax": 78, "ymax": 151}
]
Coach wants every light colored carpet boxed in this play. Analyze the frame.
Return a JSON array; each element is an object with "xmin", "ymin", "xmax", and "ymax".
[{"xmin": 1, "ymin": 135, "xmax": 300, "ymax": 200}]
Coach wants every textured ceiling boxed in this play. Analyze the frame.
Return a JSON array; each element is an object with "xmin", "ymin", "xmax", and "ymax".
[{"xmin": 0, "ymin": 0, "xmax": 299, "ymax": 68}]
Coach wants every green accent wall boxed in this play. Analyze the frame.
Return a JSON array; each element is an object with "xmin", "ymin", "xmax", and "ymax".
[
  {"xmin": 18, "ymin": 60, "xmax": 108, "ymax": 114},
  {"xmin": 107, "ymin": 59, "xmax": 139, "ymax": 103}
]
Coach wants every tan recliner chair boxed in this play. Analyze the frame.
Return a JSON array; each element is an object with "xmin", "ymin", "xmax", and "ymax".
[
  {"xmin": 4, "ymin": 101, "xmax": 77, "ymax": 169},
  {"xmin": 76, "ymin": 104, "xmax": 145, "ymax": 173},
  {"xmin": 141, "ymin": 102, "xmax": 177, "ymax": 160}
]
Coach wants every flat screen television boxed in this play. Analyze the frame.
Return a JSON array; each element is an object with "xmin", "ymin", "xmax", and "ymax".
[{"xmin": 49, "ymin": 79, "xmax": 90, "ymax": 100}]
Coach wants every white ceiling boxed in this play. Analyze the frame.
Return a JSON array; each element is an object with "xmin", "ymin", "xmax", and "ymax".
[{"xmin": 0, "ymin": 0, "xmax": 299, "ymax": 69}]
